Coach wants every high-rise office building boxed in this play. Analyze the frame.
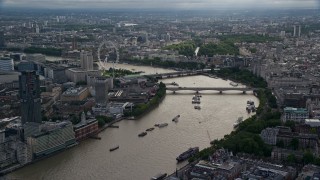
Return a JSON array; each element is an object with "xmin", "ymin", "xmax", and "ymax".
[
  {"xmin": 80, "ymin": 51, "xmax": 93, "ymax": 70},
  {"xmin": 95, "ymin": 77, "xmax": 109, "ymax": 104},
  {"xmin": 19, "ymin": 71, "xmax": 42, "ymax": 124},
  {"xmin": 293, "ymin": 25, "xmax": 301, "ymax": 37},
  {"xmin": 0, "ymin": 31, "xmax": 4, "ymax": 48}
]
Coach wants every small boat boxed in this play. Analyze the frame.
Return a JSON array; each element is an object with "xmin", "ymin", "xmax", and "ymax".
[
  {"xmin": 171, "ymin": 82, "xmax": 179, "ymax": 86},
  {"xmin": 209, "ymin": 75, "xmax": 218, "ymax": 79},
  {"xmin": 192, "ymin": 96, "xmax": 200, "ymax": 100},
  {"xmin": 138, "ymin": 132, "xmax": 147, "ymax": 137},
  {"xmin": 109, "ymin": 145, "xmax": 119, "ymax": 152},
  {"xmin": 247, "ymin": 100, "xmax": 254, "ymax": 105},
  {"xmin": 194, "ymin": 105, "xmax": 201, "ymax": 110},
  {"xmin": 230, "ymin": 82, "xmax": 238, "ymax": 87},
  {"xmin": 192, "ymin": 100, "xmax": 201, "ymax": 104},
  {"xmin": 158, "ymin": 123, "xmax": 168, "ymax": 128},
  {"xmin": 246, "ymin": 104, "xmax": 255, "ymax": 113},
  {"xmin": 151, "ymin": 173, "xmax": 167, "ymax": 180},
  {"xmin": 172, "ymin": 115, "xmax": 180, "ymax": 122},
  {"xmin": 233, "ymin": 117, "xmax": 243, "ymax": 128},
  {"xmin": 146, "ymin": 127, "xmax": 155, "ymax": 131}
]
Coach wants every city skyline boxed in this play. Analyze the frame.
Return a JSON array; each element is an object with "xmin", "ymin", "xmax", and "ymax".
[{"xmin": 0, "ymin": 0, "xmax": 319, "ymax": 9}]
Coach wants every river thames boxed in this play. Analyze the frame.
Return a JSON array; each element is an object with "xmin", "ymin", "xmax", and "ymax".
[{"xmin": 7, "ymin": 63, "xmax": 259, "ymax": 180}]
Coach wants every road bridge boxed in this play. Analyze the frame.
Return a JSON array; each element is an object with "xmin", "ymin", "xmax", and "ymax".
[
  {"xmin": 166, "ymin": 86, "xmax": 258, "ymax": 94},
  {"xmin": 147, "ymin": 69, "xmax": 211, "ymax": 79}
]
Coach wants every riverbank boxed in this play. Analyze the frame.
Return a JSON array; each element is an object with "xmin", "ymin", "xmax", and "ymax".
[{"xmin": 0, "ymin": 143, "xmax": 78, "ymax": 176}]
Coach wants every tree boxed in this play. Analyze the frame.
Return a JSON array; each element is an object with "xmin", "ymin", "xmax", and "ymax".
[
  {"xmin": 284, "ymin": 121, "xmax": 295, "ymax": 129},
  {"xmin": 71, "ymin": 115, "xmax": 80, "ymax": 125},
  {"xmin": 42, "ymin": 116, "xmax": 48, "ymax": 122},
  {"xmin": 290, "ymin": 138, "xmax": 299, "ymax": 150},
  {"xmin": 303, "ymin": 151, "xmax": 314, "ymax": 164},
  {"xmin": 276, "ymin": 140, "xmax": 285, "ymax": 148},
  {"xmin": 286, "ymin": 154, "xmax": 297, "ymax": 163},
  {"xmin": 98, "ymin": 118, "xmax": 106, "ymax": 127}
]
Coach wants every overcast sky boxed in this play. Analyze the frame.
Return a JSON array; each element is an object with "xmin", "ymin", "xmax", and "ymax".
[{"xmin": 0, "ymin": 0, "xmax": 318, "ymax": 9}]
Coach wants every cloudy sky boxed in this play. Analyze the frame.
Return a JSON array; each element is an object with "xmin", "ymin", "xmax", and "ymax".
[{"xmin": 0, "ymin": 0, "xmax": 318, "ymax": 9}]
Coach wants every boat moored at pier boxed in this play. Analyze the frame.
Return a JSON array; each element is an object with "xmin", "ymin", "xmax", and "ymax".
[
  {"xmin": 233, "ymin": 117, "xmax": 243, "ymax": 128},
  {"xmin": 176, "ymin": 147, "xmax": 199, "ymax": 162}
]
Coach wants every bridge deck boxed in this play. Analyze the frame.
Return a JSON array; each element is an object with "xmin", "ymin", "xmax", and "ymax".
[{"xmin": 166, "ymin": 87, "xmax": 257, "ymax": 92}]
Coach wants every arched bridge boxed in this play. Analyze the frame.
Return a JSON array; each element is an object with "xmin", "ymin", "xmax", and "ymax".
[{"xmin": 166, "ymin": 87, "xmax": 258, "ymax": 93}]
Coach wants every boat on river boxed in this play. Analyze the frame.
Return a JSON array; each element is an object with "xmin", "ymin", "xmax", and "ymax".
[
  {"xmin": 176, "ymin": 147, "xmax": 199, "ymax": 162},
  {"xmin": 194, "ymin": 105, "xmax": 201, "ymax": 110},
  {"xmin": 172, "ymin": 115, "xmax": 180, "ymax": 122},
  {"xmin": 138, "ymin": 132, "xmax": 147, "ymax": 137},
  {"xmin": 246, "ymin": 104, "xmax": 256, "ymax": 113},
  {"xmin": 230, "ymin": 82, "xmax": 238, "ymax": 87},
  {"xmin": 192, "ymin": 99, "xmax": 201, "ymax": 104},
  {"xmin": 247, "ymin": 100, "xmax": 254, "ymax": 105},
  {"xmin": 158, "ymin": 123, "xmax": 168, "ymax": 128},
  {"xmin": 151, "ymin": 173, "xmax": 167, "ymax": 180},
  {"xmin": 146, "ymin": 127, "xmax": 155, "ymax": 131},
  {"xmin": 233, "ymin": 117, "xmax": 243, "ymax": 128},
  {"xmin": 209, "ymin": 75, "xmax": 218, "ymax": 79},
  {"xmin": 109, "ymin": 145, "xmax": 119, "ymax": 152}
]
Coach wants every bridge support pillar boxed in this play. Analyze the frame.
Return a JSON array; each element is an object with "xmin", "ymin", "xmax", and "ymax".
[
  {"xmin": 173, "ymin": 91, "xmax": 176, "ymax": 94},
  {"xmin": 243, "ymin": 91, "xmax": 246, "ymax": 94},
  {"xmin": 219, "ymin": 91, "xmax": 222, "ymax": 94},
  {"xmin": 196, "ymin": 91, "xmax": 199, "ymax": 94}
]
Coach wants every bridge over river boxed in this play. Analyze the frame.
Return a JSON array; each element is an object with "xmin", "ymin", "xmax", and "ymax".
[
  {"xmin": 166, "ymin": 86, "xmax": 258, "ymax": 93},
  {"xmin": 147, "ymin": 69, "xmax": 211, "ymax": 79}
]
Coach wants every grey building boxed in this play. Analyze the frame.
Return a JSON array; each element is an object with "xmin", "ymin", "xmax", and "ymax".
[
  {"xmin": 95, "ymin": 77, "xmax": 109, "ymax": 105},
  {"xmin": 80, "ymin": 51, "xmax": 93, "ymax": 70},
  {"xmin": 44, "ymin": 64, "xmax": 67, "ymax": 83},
  {"xmin": 19, "ymin": 71, "xmax": 42, "ymax": 124},
  {"xmin": 260, "ymin": 127, "xmax": 279, "ymax": 145}
]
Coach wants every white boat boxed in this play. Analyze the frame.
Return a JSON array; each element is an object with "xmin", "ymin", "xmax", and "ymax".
[{"xmin": 233, "ymin": 117, "xmax": 243, "ymax": 128}]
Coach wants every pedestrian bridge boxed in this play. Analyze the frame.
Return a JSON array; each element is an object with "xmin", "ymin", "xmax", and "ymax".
[{"xmin": 166, "ymin": 87, "xmax": 258, "ymax": 93}]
